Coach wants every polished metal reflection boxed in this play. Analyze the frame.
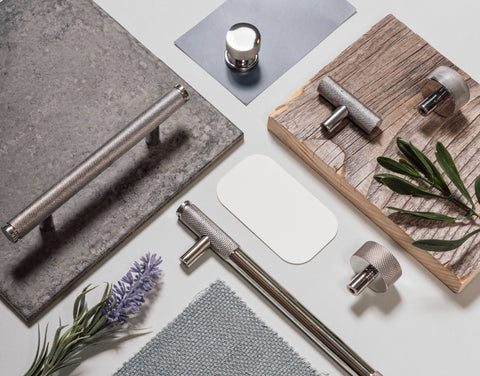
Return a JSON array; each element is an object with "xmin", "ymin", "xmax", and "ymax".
[
  {"xmin": 177, "ymin": 201, "xmax": 382, "ymax": 376},
  {"xmin": 348, "ymin": 264, "xmax": 378, "ymax": 296},
  {"xmin": 2, "ymin": 224, "xmax": 19, "ymax": 243},
  {"xmin": 322, "ymin": 105, "xmax": 349, "ymax": 132},
  {"xmin": 418, "ymin": 86, "xmax": 449, "ymax": 116},
  {"xmin": 418, "ymin": 66, "xmax": 470, "ymax": 117},
  {"xmin": 2, "ymin": 85, "xmax": 189, "ymax": 243},
  {"xmin": 225, "ymin": 23, "xmax": 261, "ymax": 72},
  {"xmin": 181, "ymin": 235, "xmax": 211, "ymax": 267}
]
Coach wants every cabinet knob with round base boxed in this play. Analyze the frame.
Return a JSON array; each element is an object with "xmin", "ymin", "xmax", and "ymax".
[
  {"xmin": 418, "ymin": 66, "xmax": 470, "ymax": 117},
  {"xmin": 348, "ymin": 241, "xmax": 402, "ymax": 296},
  {"xmin": 225, "ymin": 23, "xmax": 261, "ymax": 72}
]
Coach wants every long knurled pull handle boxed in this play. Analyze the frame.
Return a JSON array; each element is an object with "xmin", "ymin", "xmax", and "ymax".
[
  {"xmin": 2, "ymin": 85, "xmax": 189, "ymax": 243},
  {"xmin": 177, "ymin": 201, "xmax": 383, "ymax": 376}
]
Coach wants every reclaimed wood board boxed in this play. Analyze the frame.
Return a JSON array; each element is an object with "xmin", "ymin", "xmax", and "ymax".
[
  {"xmin": 0, "ymin": 0, "xmax": 243, "ymax": 323},
  {"xmin": 268, "ymin": 14, "xmax": 480, "ymax": 293}
]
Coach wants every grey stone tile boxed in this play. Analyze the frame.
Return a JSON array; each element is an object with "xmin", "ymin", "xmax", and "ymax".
[{"xmin": 0, "ymin": 0, "xmax": 243, "ymax": 323}]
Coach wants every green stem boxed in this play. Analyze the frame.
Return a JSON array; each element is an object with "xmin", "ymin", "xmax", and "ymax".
[
  {"xmin": 449, "ymin": 196, "xmax": 478, "ymax": 217},
  {"xmin": 420, "ymin": 175, "xmax": 479, "ymax": 218},
  {"xmin": 418, "ymin": 176, "xmax": 435, "ymax": 190}
]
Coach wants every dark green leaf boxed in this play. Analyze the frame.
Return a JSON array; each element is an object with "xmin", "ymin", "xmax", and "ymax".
[
  {"xmin": 377, "ymin": 156, "xmax": 421, "ymax": 178},
  {"xmin": 435, "ymin": 141, "xmax": 473, "ymax": 207},
  {"xmin": 396, "ymin": 137, "xmax": 431, "ymax": 178},
  {"xmin": 399, "ymin": 159, "xmax": 417, "ymax": 171},
  {"xmin": 410, "ymin": 144, "xmax": 434, "ymax": 178},
  {"xmin": 475, "ymin": 175, "xmax": 480, "ymax": 205},
  {"xmin": 386, "ymin": 206, "xmax": 459, "ymax": 221},
  {"xmin": 413, "ymin": 229, "xmax": 480, "ymax": 252},
  {"xmin": 410, "ymin": 142, "xmax": 450, "ymax": 195},
  {"xmin": 395, "ymin": 138, "xmax": 450, "ymax": 194},
  {"xmin": 374, "ymin": 174, "xmax": 446, "ymax": 198}
]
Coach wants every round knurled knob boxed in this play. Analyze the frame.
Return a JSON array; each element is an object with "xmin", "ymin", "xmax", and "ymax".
[
  {"xmin": 419, "ymin": 66, "xmax": 470, "ymax": 117},
  {"xmin": 225, "ymin": 23, "xmax": 261, "ymax": 72},
  {"xmin": 348, "ymin": 241, "xmax": 402, "ymax": 295}
]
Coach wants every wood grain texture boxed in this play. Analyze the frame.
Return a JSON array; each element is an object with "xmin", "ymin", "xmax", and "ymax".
[{"xmin": 268, "ymin": 15, "xmax": 480, "ymax": 293}]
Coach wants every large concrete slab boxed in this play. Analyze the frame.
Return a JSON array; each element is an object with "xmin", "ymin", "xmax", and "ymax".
[{"xmin": 0, "ymin": 0, "xmax": 243, "ymax": 323}]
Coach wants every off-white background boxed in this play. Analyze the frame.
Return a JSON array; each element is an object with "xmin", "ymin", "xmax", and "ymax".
[{"xmin": 2, "ymin": 0, "xmax": 480, "ymax": 375}]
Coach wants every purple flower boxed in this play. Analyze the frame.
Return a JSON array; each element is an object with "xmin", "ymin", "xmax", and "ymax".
[{"xmin": 103, "ymin": 253, "xmax": 162, "ymax": 325}]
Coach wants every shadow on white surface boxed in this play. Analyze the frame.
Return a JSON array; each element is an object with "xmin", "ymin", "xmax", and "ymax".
[
  {"xmin": 350, "ymin": 287, "xmax": 402, "ymax": 316},
  {"xmin": 444, "ymin": 270, "xmax": 480, "ymax": 308}
]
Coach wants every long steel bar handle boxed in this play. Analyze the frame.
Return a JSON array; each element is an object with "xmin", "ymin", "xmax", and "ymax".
[
  {"xmin": 2, "ymin": 85, "xmax": 189, "ymax": 243},
  {"xmin": 177, "ymin": 201, "xmax": 382, "ymax": 376}
]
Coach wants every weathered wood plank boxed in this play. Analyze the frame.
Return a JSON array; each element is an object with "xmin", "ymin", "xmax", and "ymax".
[{"xmin": 268, "ymin": 14, "xmax": 480, "ymax": 293}]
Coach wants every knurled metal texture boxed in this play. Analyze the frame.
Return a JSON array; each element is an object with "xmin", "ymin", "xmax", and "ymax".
[
  {"xmin": 352, "ymin": 241, "xmax": 402, "ymax": 290},
  {"xmin": 317, "ymin": 77, "xmax": 382, "ymax": 133},
  {"xmin": 178, "ymin": 202, "xmax": 239, "ymax": 260},
  {"xmin": 9, "ymin": 89, "xmax": 186, "ymax": 238},
  {"xmin": 0, "ymin": 0, "xmax": 242, "ymax": 323}
]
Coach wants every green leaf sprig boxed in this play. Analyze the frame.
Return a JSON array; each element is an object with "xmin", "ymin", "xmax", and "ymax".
[
  {"xmin": 25, "ymin": 285, "xmax": 116, "ymax": 376},
  {"xmin": 24, "ymin": 253, "xmax": 162, "ymax": 376},
  {"xmin": 375, "ymin": 137, "xmax": 480, "ymax": 252}
]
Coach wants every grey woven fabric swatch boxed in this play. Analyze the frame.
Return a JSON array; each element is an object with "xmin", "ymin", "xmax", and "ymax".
[{"xmin": 114, "ymin": 280, "xmax": 326, "ymax": 376}]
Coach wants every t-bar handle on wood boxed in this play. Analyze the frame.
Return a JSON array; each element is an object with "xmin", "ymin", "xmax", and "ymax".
[
  {"xmin": 2, "ymin": 85, "xmax": 189, "ymax": 243},
  {"xmin": 177, "ymin": 200, "xmax": 383, "ymax": 376},
  {"xmin": 317, "ymin": 77, "xmax": 382, "ymax": 134}
]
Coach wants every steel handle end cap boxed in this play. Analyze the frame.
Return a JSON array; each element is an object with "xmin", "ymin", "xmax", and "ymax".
[{"xmin": 2, "ymin": 224, "xmax": 19, "ymax": 243}]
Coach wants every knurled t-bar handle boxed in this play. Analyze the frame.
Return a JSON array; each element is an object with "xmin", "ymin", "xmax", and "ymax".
[
  {"xmin": 2, "ymin": 85, "xmax": 189, "ymax": 243},
  {"xmin": 177, "ymin": 201, "xmax": 383, "ymax": 376}
]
